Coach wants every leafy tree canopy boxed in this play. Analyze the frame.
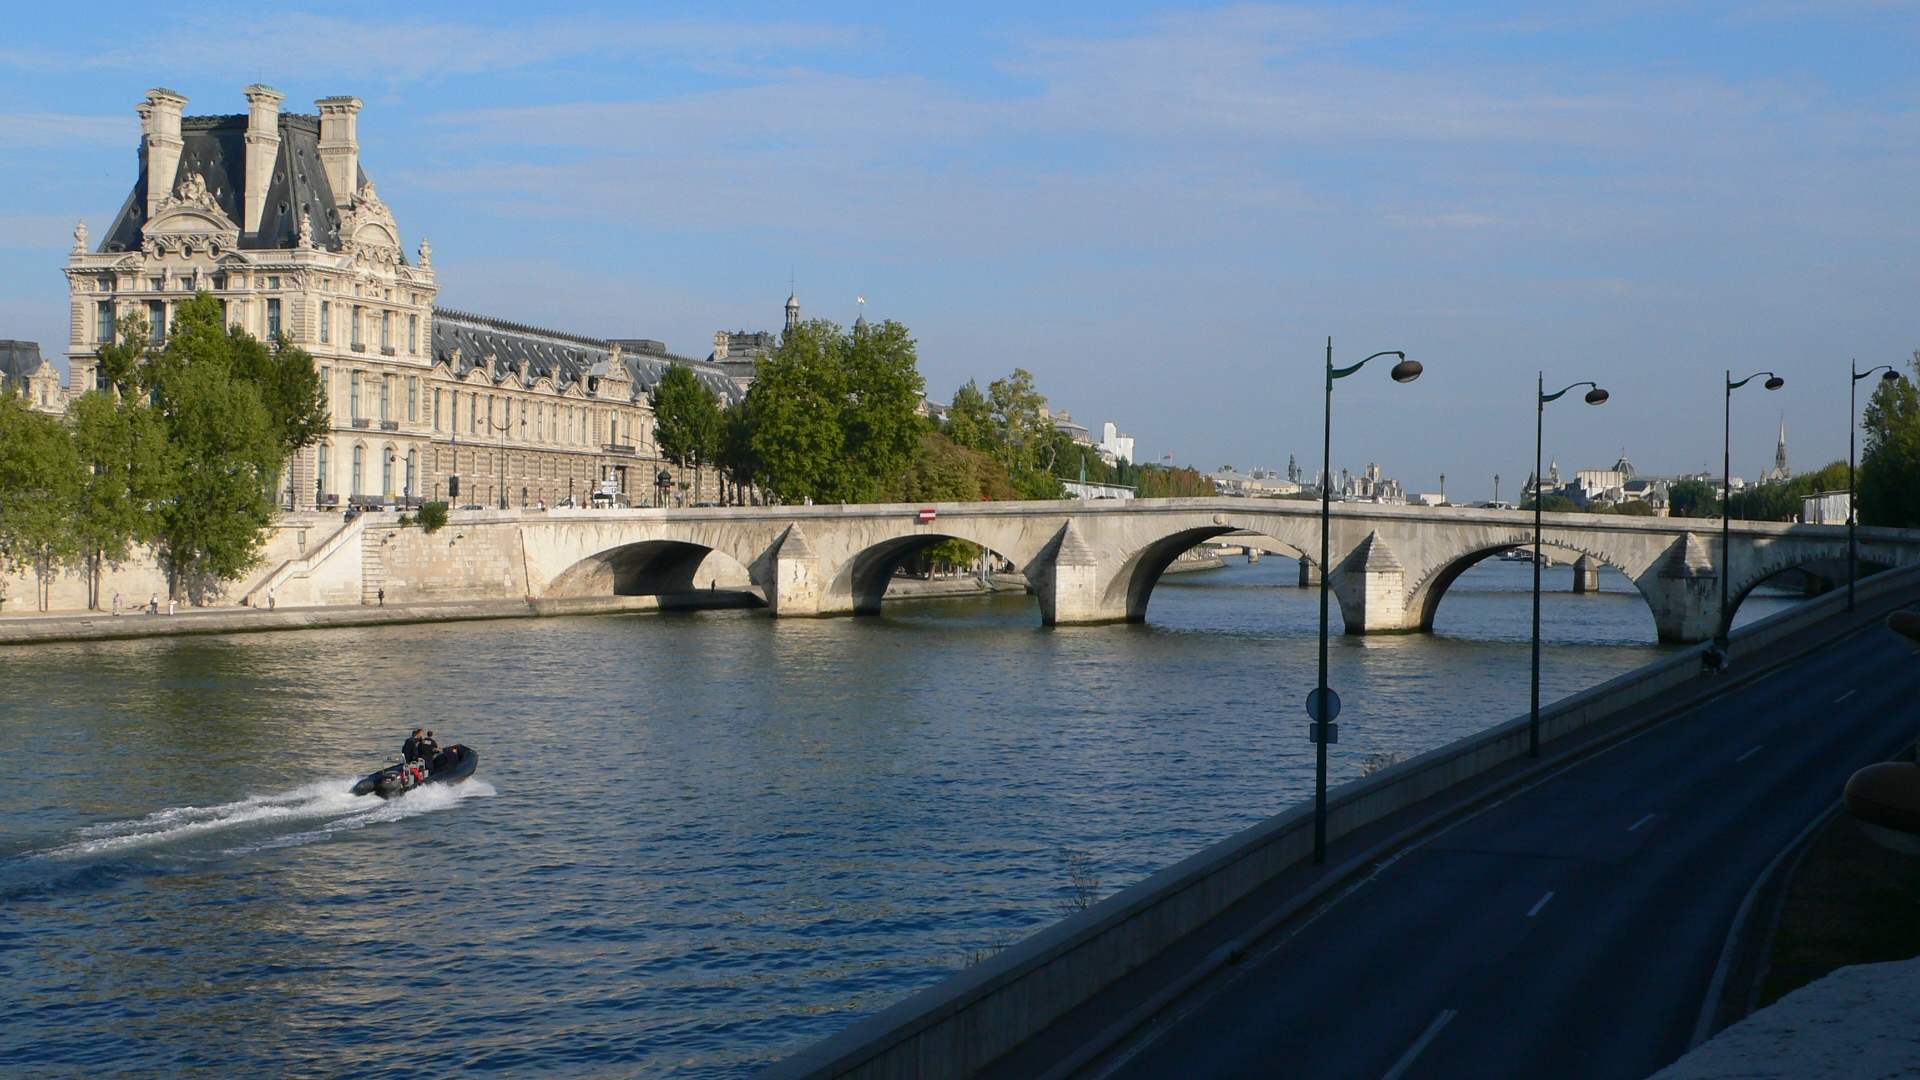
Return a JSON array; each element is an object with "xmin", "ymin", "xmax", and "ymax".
[{"xmin": 1860, "ymin": 352, "xmax": 1920, "ymax": 528}]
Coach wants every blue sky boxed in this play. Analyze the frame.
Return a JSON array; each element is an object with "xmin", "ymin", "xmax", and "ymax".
[{"xmin": 3, "ymin": 2, "xmax": 1917, "ymax": 499}]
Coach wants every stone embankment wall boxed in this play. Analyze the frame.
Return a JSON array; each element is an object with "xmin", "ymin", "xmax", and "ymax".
[{"xmin": 0, "ymin": 513, "xmax": 347, "ymax": 614}]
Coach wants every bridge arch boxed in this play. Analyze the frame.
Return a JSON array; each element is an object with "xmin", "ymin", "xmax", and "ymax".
[
  {"xmin": 546, "ymin": 538, "xmax": 755, "ymax": 601},
  {"xmin": 1720, "ymin": 553, "xmax": 1892, "ymax": 634},
  {"xmin": 841, "ymin": 532, "xmax": 1019, "ymax": 615},
  {"xmin": 1107, "ymin": 526, "xmax": 1296, "ymax": 621},
  {"xmin": 1409, "ymin": 539, "xmax": 1641, "ymax": 633}
]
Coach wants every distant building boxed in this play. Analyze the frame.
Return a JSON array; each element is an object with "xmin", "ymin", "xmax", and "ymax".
[
  {"xmin": 1206, "ymin": 465, "xmax": 1302, "ymax": 497},
  {"xmin": 0, "ymin": 341, "xmax": 69, "ymax": 415},
  {"xmin": 1042, "ymin": 407, "xmax": 1093, "ymax": 447},
  {"xmin": 1099, "ymin": 422, "xmax": 1134, "ymax": 466},
  {"xmin": 1765, "ymin": 416, "xmax": 1791, "ymax": 482},
  {"xmin": 1803, "ymin": 490, "xmax": 1848, "ymax": 525},
  {"xmin": 1062, "ymin": 479, "xmax": 1134, "ymax": 501}
]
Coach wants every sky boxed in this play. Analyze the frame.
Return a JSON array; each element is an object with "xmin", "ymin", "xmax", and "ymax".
[{"xmin": 2, "ymin": 2, "xmax": 1916, "ymax": 502}]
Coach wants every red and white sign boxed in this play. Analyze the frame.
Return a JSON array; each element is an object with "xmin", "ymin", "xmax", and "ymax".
[{"xmin": 918, "ymin": 508, "xmax": 937, "ymax": 523}]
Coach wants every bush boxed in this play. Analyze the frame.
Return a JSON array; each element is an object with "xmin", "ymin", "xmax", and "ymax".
[{"xmin": 416, "ymin": 501, "xmax": 449, "ymax": 534}]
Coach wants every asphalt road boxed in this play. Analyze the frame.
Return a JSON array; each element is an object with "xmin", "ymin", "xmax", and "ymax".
[{"xmin": 1101, "ymin": 622, "xmax": 1920, "ymax": 1080}]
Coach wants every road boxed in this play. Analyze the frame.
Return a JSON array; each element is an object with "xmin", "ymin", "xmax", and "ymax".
[{"xmin": 1099, "ymin": 621, "xmax": 1920, "ymax": 1080}]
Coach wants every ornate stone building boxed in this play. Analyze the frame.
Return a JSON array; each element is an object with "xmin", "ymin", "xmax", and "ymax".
[{"xmin": 66, "ymin": 85, "xmax": 769, "ymax": 511}]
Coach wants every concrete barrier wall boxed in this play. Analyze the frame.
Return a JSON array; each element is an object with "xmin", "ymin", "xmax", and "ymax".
[{"xmin": 757, "ymin": 562, "xmax": 1920, "ymax": 1080}]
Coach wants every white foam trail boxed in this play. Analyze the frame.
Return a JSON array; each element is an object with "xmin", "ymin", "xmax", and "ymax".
[{"xmin": 39, "ymin": 778, "xmax": 494, "ymax": 860}]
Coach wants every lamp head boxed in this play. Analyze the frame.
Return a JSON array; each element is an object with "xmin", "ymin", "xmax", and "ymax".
[
  {"xmin": 1389, "ymin": 356, "xmax": 1422, "ymax": 383},
  {"xmin": 1584, "ymin": 387, "xmax": 1609, "ymax": 405},
  {"xmin": 1764, "ymin": 376, "xmax": 1785, "ymax": 390},
  {"xmin": 1884, "ymin": 369, "xmax": 1903, "ymax": 383}
]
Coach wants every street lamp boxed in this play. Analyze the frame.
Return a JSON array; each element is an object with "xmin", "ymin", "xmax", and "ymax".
[
  {"xmin": 1310, "ymin": 338, "xmax": 1420, "ymax": 865},
  {"xmin": 1531, "ymin": 375, "xmax": 1609, "ymax": 758},
  {"xmin": 1720, "ymin": 370, "xmax": 1784, "ymax": 645},
  {"xmin": 1849, "ymin": 362, "xmax": 1903, "ymax": 610}
]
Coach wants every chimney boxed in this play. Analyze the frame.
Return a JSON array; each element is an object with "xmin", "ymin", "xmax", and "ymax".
[
  {"xmin": 137, "ymin": 88, "xmax": 189, "ymax": 214},
  {"xmin": 316, "ymin": 96, "xmax": 364, "ymax": 202},
  {"xmin": 242, "ymin": 85, "xmax": 284, "ymax": 235},
  {"xmin": 713, "ymin": 330, "xmax": 730, "ymax": 360}
]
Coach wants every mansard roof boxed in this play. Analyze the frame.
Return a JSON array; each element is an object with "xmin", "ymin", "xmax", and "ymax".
[
  {"xmin": 0, "ymin": 340, "xmax": 48, "ymax": 380},
  {"xmin": 99, "ymin": 112, "xmax": 358, "ymax": 256},
  {"xmin": 431, "ymin": 308, "xmax": 744, "ymax": 405}
]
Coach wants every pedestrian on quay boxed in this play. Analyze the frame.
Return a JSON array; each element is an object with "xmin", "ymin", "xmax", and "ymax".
[
  {"xmin": 111, "ymin": 592, "xmax": 121, "ymax": 616},
  {"xmin": 148, "ymin": 593, "xmax": 158, "ymax": 615},
  {"xmin": 267, "ymin": 585, "xmax": 276, "ymax": 611},
  {"xmin": 377, "ymin": 587, "xmax": 385, "ymax": 607},
  {"xmin": 166, "ymin": 596, "xmax": 177, "ymax": 616}
]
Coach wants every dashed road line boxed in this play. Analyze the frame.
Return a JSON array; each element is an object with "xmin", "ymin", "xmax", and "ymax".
[
  {"xmin": 1629, "ymin": 813, "xmax": 1656, "ymax": 831},
  {"xmin": 1527, "ymin": 892, "xmax": 1554, "ymax": 917},
  {"xmin": 1835, "ymin": 689, "xmax": 1857, "ymax": 703},
  {"xmin": 1380, "ymin": 1010, "xmax": 1458, "ymax": 1080},
  {"xmin": 1736, "ymin": 745, "xmax": 1764, "ymax": 762}
]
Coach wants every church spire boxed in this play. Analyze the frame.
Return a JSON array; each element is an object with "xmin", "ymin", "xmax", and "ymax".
[
  {"xmin": 1771, "ymin": 413, "xmax": 1790, "ymax": 481},
  {"xmin": 784, "ymin": 287, "xmax": 800, "ymax": 335}
]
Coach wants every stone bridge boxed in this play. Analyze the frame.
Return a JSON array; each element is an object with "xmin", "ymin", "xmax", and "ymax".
[{"xmin": 312, "ymin": 498, "xmax": 1920, "ymax": 643}]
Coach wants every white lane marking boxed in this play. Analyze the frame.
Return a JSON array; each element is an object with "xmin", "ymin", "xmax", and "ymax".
[
  {"xmin": 1629, "ymin": 813, "xmax": 1656, "ymax": 831},
  {"xmin": 1835, "ymin": 689, "xmax": 1857, "ymax": 703},
  {"xmin": 1527, "ymin": 891, "xmax": 1554, "ymax": 917},
  {"xmin": 1736, "ymin": 744, "xmax": 1764, "ymax": 762},
  {"xmin": 1380, "ymin": 1009, "xmax": 1458, "ymax": 1080}
]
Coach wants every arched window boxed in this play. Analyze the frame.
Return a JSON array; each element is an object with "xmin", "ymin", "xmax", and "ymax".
[
  {"xmin": 382, "ymin": 446, "xmax": 395, "ymax": 495},
  {"xmin": 405, "ymin": 448, "xmax": 418, "ymax": 497},
  {"xmin": 351, "ymin": 445, "xmax": 364, "ymax": 497}
]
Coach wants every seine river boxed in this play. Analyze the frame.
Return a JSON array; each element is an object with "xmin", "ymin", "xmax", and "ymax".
[{"xmin": 0, "ymin": 558, "xmax": 1797, "ymax": 1078}]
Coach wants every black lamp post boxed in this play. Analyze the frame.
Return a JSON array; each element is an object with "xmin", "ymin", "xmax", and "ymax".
[
  {"xmin": 1720, "ymin": 370, "xmax": 1784, "ymax": 645},
  {"xmin": 1849, "ymin": 362, "xmax": 1904, "ymax": 611},
  {"xmin": 1531, "ymin": 375, "xmax": 1609, "ymax": 758},
  {"xmin": 1310, "ymin": 338, "xmax": 1420, "ymax": 865}
]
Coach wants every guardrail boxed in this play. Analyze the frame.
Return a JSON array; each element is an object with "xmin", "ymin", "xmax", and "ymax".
[{"xmin": 755, "ymin": 561, "xmax": 1920, "ymax": 1080}]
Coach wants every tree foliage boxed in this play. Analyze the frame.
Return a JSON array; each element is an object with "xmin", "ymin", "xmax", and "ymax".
[
  {"xmin": 0, "ymin": 394, "xmax": 81, "ymax": 609},
  {"xmin": 1667, "ymin": 479, "xmax": 1720, "ymax": 519},
  {"xmin": 1859, "ymin": 353, "xmax": 1920, "ymax": 528},
  {"xmin": 0, "ymin": 291, "xmax": 325, "ymax": 607},
  {"xmin": 1725, "ymin": 460, "xmax": 1850, "ymax": 522},
  {"xmin": 651, "ymin": 363, "xmax": 726, "ymax": 502},
  {"xmin": 743, "ymin": 318, "xmax": 928, "ymax": 503}
]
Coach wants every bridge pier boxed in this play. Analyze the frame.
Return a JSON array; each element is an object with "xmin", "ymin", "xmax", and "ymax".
[
  {"xmin": 1332, "ymin": 532, "xmax": 1418, "ymax": 633},
  {"xmin": 1573, "ymin": 555, "xmax": 1600, "ymax": 594},
  {"xmin": 763, "ymin": 524, "xmax": 827, "ymax": 617},
  {"xmin": 1641, "ymin": 532, "xmax": 1721, "ymax": 642},
  {"xmin": 1031, "ymin": 522, "xmax": 1126, "ymax": 624},
  {"xmin": 1298, "ymin": 557, "xmax": 1319, "ymax": 588}
]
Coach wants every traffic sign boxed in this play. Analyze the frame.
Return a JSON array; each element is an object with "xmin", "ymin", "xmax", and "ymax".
[{"xmin": 1306, "ymin": 687, "xmax": 1342, "ymax": 722}]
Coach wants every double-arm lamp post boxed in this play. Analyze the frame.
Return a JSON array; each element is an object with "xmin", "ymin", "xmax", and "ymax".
[
  {"xmin": 1310, "ymin": 339, "xmax": 1422, "ymax": 865},
  {"xmin": 1849, "ymin": 362, "xmax": 1905, "ymax": 611},
  {"xmin": 1531, "ymin": 376, "xmax": 1609, "ymax": 758},
  {"xmin": 1719, "ymin": 371, "xmax": 1784, "ymax": 645}
]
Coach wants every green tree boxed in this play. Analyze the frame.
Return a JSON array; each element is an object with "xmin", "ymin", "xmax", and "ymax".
[
  {"xmin": 1859, "ymin": 352, "xmax": 1920, "ymax": 528},
  {"xmin": 1725, "ymin": 461, "xmax": 1850, "ymax": 522},
  {"xmin": 719, "ymin": 398, "xmax": 761, "ymax": 505},
  {"xmin": 1667, "ymin": 479, "xmax": 1720, "ymax": 518},
  {"xmin": 897, "ymin": 431, "xmax": 1013, "ymax": 502},
  {"xmin": 841, "ymin": 319, "xmax": 928, "ymax": 502},
  {"xmin": 229, "ymin": 331, "xmax": 328, "ymax": 455},
  {"xmin": 651, "ymin": 363, "xmax": 726, "ymax": 503},
  {"xmin": 986, "ymin": 369, "xmax": 1060, "ymax": 497},
  {"xmin": 69, "ymin": 391, "xmax": 171, "ymax": 608},
  {"xmin": 943, "ymin": 379, "xmax": 994, "ymax": 454},
  {"xmin": 145, "ymin": 294, "xmax": 287, "ymax": 598},
  {"xmin": 747, "ymin": 320, "xmax": 850, "ymax": 503},
  {"xmin": 0, "ymin": 394, "xmax": 82, "ymax": 610}
]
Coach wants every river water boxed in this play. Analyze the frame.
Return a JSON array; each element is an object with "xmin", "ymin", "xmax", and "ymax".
[{"xmin": 0, "ymin": 558, "xmax": 1798, "ymax": 1078}]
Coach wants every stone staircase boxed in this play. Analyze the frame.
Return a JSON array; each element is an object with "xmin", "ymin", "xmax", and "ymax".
[{"xmin": 361, "ymin": 530, "xmax": 388, "ymax": 605}]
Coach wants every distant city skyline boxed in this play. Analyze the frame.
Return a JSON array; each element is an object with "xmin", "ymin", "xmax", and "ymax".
[{"xmin": 3, "ymin": 2, "xmax": 1915, "ymax": 504}]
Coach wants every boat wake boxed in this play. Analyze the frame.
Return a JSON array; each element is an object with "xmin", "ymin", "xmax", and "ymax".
[{"xmin": 32, "ymin": 777, "xmax": 495, "ymax": 863}]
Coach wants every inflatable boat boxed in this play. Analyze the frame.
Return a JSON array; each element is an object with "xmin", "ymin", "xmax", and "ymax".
[{"xmin": 351, "ymin": 745, "xmax": 479, "ymax": 798}]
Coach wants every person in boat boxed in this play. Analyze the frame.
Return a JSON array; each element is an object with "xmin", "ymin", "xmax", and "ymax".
[
  {"xmin": 417, "ymin": 731, "xmax": 440, "ymax": 765},
  {"xmin": 402, "ymin": 729, "xmax": 426, "ymax": 762},
  {"xmin": 432, "ymin": 744, "xmax": 460, "ymax": 775}
]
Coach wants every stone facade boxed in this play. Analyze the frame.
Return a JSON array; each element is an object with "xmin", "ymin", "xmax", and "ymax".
[
  {"xmin": 65, "ymin": 85, "xmax": 770, "ymax": 514},
  {"xmin": 0, "ymin": 340, "xmax": 69, "ymax": 415}
]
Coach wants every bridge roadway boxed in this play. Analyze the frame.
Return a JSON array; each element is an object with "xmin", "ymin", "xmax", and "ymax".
[{"xmin": 1056, "ymin": 608, "xmax": 1920, "ymax": 1079}]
